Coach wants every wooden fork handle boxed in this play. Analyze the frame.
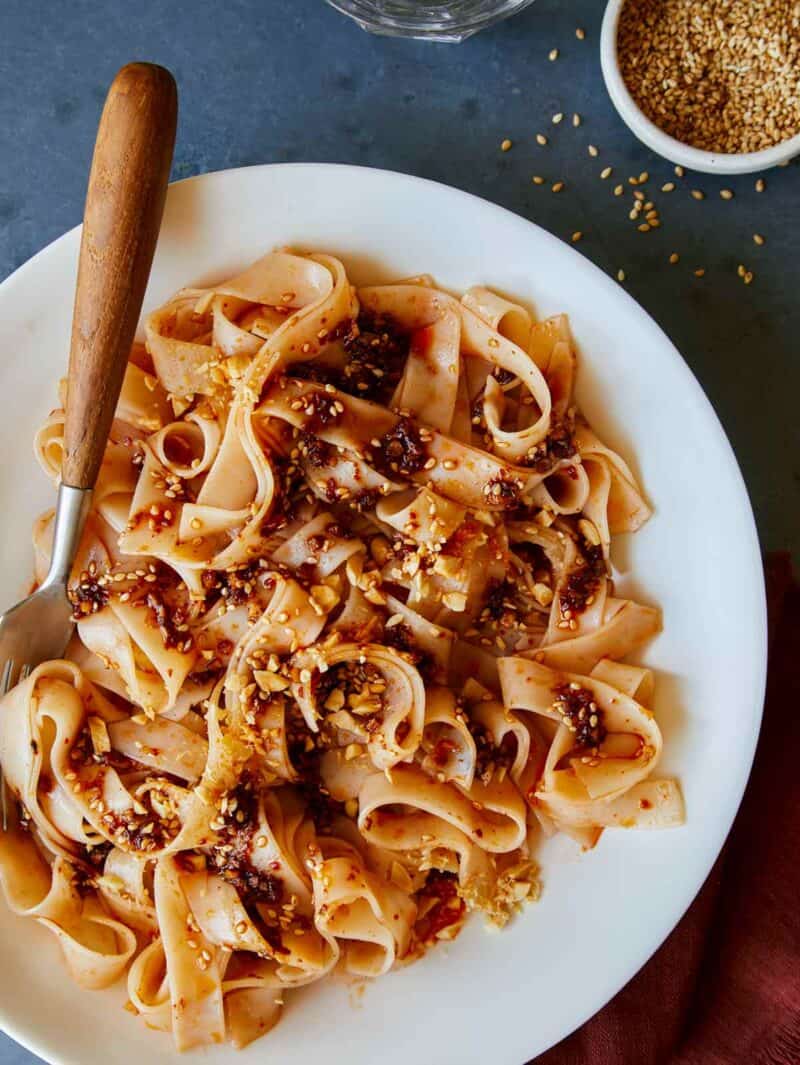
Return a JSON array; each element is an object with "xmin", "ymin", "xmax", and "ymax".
[{"xmin": 61, "ymin": 62, "xmax": 177, "ymax": 490}]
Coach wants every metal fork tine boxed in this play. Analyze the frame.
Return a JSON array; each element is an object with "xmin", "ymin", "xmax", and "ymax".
[
  {"xmin": 0, "ymin": 659, "xmax": 16, "ymax": 832},
  {"xmin": 0, "ymin": 660, "xmax": 14, "ymax": 692}
]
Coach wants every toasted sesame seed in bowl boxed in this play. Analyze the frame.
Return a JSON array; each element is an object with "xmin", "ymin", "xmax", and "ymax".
[{"xmin": 600, "ymin": 0, "xmax": 800, "ymax": 174}]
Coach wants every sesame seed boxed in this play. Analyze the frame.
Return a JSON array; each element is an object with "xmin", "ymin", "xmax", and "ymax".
[
  {"xmin": 694, "ymin": 268, "xmax": 706, "ymax": 277},
  {"xmin": 753, "ymin": 233, "xmax": 765, "ymax": 246},
  {"xmin": 669, "ymin": 252, "xmax": 680, "ymax": 264},
  {"xmin": 638, "ymin": 171, "xmax": 649, "ymax": 183},
  {"xmin": 552, "ymin": 112, "xmax": 564, "ymax": 125},
  {"xmin": 755, "ymin": 178, "xmax": 766, "ymax": 192},
  {"xmin": 614, "ymin": 184, "xmax": 624, "ymax": 196},
  {"xmin": 501, "ymin": 138, "xmax": 512, "ymax": 152},
  {"xmin": 576, "ymin": 26, "xmax": 585, "ymax": 39},
  {"xmin": 600, "ymin": 166, "xmax": 612, "ymax": 179},
  {"xmin": 571, "ymin": 231, "xmax": 582, "ymax": 242},
  {"xmin": 661, "ymin": 182, "xmax": 675, "ymax": 192},
  {"xmin": 618, "ymin": 1, "xmax": 800, "ymax": 155},
  {"xmin": 617, "ymin": 269, "xmax": 626, "ymax": 282},
  {"xmin": 532, "ymin": 175, "xmax": 545, "ymax": 184},
  {"xmin": 536, "ymin": 133, "xmax": 548, "ymax": 146},
  {"xmin": 675, "ymin": 165, "xmax": 684, "ymax": 177},
  {"xmin": 551, "ymin": 181, "xmax": 564, "ymax": 192},
  {"xmin": 572, "ymin": 113, "xmax": 581, "ymax": 127},
  {"xmin": 637, "ymin": 223, "xmax": 651, "ymax": 232},
  {"xmin": 744, "ymin": 270, "xmax": 754, "ymax": 285},
  {"xmin": 588, "ymin": 144, "xmax": 599, "ymax": 157},
  {"xmin": 549, "ymin": 48, "xmax": 559, "ymax": 61},
  {"xmin": 691, "ymin": 189, "xmax": 705, "ymax": 200},
  {"xmin": 720, "ymin": 189, "xmax": 734, "ymax": 200}
]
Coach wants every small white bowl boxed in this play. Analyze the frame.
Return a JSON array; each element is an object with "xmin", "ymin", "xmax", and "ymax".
[{"xmin": 600, "ymin": 0, "xmax": 800, "ymax": 175}]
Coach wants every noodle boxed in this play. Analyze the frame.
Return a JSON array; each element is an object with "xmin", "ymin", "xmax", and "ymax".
[{"xmin": 0, "ymin": 250, "xmax": 683, "ymax": 1050}]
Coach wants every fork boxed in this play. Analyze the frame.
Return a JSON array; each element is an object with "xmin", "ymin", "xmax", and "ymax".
[{"xmin": 0, "ymin": 63, "xmax": 177, "ymax": 829}]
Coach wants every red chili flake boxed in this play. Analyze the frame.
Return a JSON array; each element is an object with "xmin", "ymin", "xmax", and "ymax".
[
  {"xmin": 522, "ymin": 419, "xmax": 576, "ymax": 472},
  {"xmin": 382, "ymin": 621, "xmax": 436, "ymax": 682},
  {"xmin": 559, "ymin": 544, "xmax": 606, "ymax": 617},
  {"xmin": 552, "ymin": 682, "xmax": 606, "ymax": 747},
  {"xmin": 304, "ymin": 391, "xmax": 342, "ymax": 432},
  {"xmin": 414, "ymin": 871, "xmax": 466, "ymax": 944},
  {"xmin": 374, "ymin": 417, "xmax": 428, "ymax": 477},
  {"xmin": 350, "ymin": 488, "xmax": 380, "ymax": 512},
  {"xmin": 483, "ymin": 473, "xmax": 521, "ymax": 508},
  {"xmin": 339, "ymin": 312, "xmax": 409, "ymax": 401},
  {"xmin": 68, "ymin": 572, "xmax": 108, "ymax": 619},
  {"xmin": 299, "ymin": 431, "xmax": 332, "ymax": 468}
]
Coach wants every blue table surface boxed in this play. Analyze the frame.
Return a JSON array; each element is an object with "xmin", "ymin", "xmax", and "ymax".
[{"xmin": 1, "ymin": 0, "xmax": 798, "ymax": 1061}]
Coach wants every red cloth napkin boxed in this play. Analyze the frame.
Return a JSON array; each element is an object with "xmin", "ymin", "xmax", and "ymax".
[{"xmin": 532, "ymin": 553, "xmax": 800, "ymax": 1065}]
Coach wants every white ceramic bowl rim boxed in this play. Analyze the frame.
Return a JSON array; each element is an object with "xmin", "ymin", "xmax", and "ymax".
[{"xmin": 600, "ymin": 0, "xmax": 800, "ymax": 175}]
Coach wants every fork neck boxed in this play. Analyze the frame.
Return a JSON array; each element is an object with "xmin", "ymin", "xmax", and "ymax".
[{"xmin": 42, "ymin": 484, "xmax": 93, "ymax": 589}]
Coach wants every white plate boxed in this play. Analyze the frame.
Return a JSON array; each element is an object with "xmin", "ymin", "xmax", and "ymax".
[{"xmin": 0, "ymin": 164, "xmax": 766, "ymax": 1065}]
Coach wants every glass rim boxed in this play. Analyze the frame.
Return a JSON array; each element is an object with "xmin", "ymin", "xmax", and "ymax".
[{"xmin": 324, "ymin": 0, "xmax": 537, "ymax": 39}]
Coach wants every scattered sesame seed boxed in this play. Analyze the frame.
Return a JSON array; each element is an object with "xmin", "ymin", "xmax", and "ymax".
[
  {"xmin": 536, "ymin": 133, "xmax": 548, "ymax": 146},
  {"xmin": 551, "ymin": 181, "xmax": 565, "ymax": 192},
  {"xmin": 753, "ymin": 233, "xmax": 765, "ymax": 246},
  {"xmin": 576, "ymin": 26, "xmax": 585, "ymax": 40},
  {"xmin": 755, "ymin": 178, "xmax": 766, "ymax": 192},
  {"xmin": 552, "ymin": 112, "xmax": 564, "ymax": 125},
  {"xmin": 588, "ymin": 144, "xmax": 599, "ymax": 157},
  {"xmin": 617, "ymin": 269, "xmax": 626, "ymax": 282},
  {"xmin": 638, "ymin": 222, "xmax": 651, "ymax": 232},
  {"xmin": 675, "ymin": 165, "xmax": 685, "ymax": 177},
  {"xmin": 694, "ymin": 268, "xmax": 706, "ymax": 277},
  {"xmin": 549, "ymin": 48, "xmax": 559, "ymax": 61},
  {"xmin": 501, "ymin": 138, "xmax": 512, "ymax": 152},
  {"xmin": 661, "ymin": 182, "xmax": 675, "ymax": 192},
  {"xmin": 600, "ymin": 166, "xmax": 612, "ymax": 179},
  {"xmin": 720, "ymin": 189, "xmax": 734, "ymax": 200},
  {"xmin": 614, "ymin": 183, "xmax": 624, "ymax": 196},
  {"xmin": 572, "ymin": 113, "xmax": 581, "ymax": 127},
  {"xmin": 669, "ymin": 253, "xmax": 679, "ymax": 264},
  {"xmin": 638, "ymin": 171, "xmax": 649, "ymax": 183},
  {"xmin": 691, "ymin": 189, "xmax": 705, "ymax": 200},
  {"xmin": 571, "ymin": 231, "xmax": 582, "ymax": 242},
  {"xmin": 744, "ymin": 270, "xmax": 754, "ymax": 285},
  {"xmin": 532, "ymin": 175, "xmax": 545, "ymax": 184}
]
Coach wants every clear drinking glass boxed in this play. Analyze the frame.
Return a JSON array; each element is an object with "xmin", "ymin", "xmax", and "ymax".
[{"xmin": 324, "ymin": 0, "xmax": 536, "ymax": 42}]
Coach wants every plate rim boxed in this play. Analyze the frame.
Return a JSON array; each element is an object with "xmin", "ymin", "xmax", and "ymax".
[{"xmin": 0, "ymin": 161, "xmax": 768, "ymax": 1065}]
